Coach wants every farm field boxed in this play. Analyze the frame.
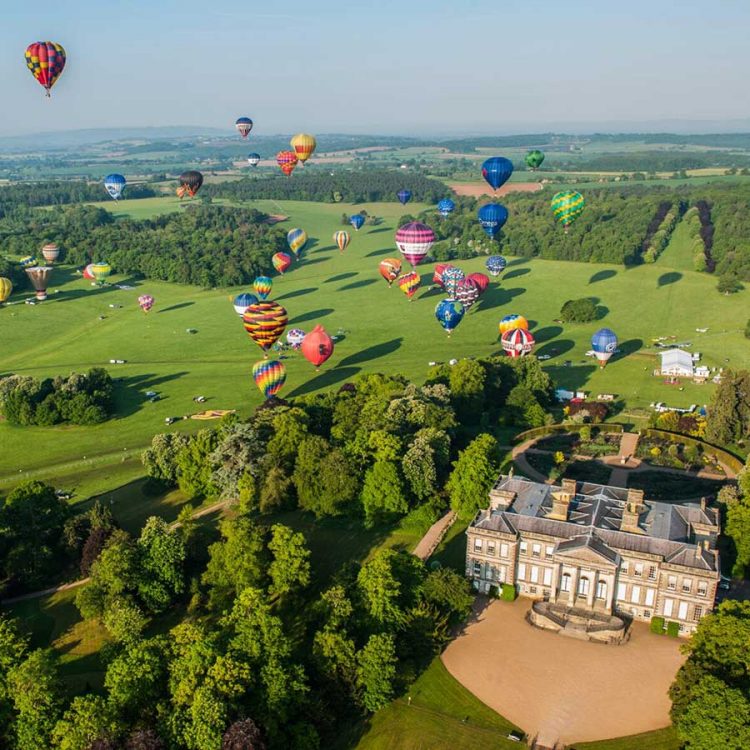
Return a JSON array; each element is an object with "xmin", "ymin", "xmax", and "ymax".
[{"xmin": 2, "ymin": 197, "xmax": 748, "ymax": 497}]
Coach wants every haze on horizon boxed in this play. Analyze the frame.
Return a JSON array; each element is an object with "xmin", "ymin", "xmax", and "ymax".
[{"xmin": 4, "ymin": 0, "xmax": 749, "ymax": 137}]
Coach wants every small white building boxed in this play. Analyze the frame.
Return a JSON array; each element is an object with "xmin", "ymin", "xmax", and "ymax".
[{"xmin": 660, "ymin": 349, "xmax": 694, "ymax": 377}]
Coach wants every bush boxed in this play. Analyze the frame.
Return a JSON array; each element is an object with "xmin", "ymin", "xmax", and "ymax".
[
  {"xmin": 666, "ymin": 621, "xmax": 680, "ymax": 638},
  {"xmin": 650, "ymin": 616, "xmax": 665, "ymax": 634},
  {"xmin": 500, "ymin": 583, "xmax": 517, "ymax": 601},
  {"xmin": 559, "ymin": 298, "xmax": 598, "ymax": 323}
]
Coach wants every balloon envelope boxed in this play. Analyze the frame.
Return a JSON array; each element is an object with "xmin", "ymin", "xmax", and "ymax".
[
  {"xmin": 247, "ymin": 153, "xmax": 261, "ymax": 166},
  {"xmin": 20, "ymin": 256, "xmax": 37, "ymax": 268},
  {"xmin": 397, "ymin": 271, "xmax": 421, "ymax": 299},
  {"xmin": 291, "ymin": 133, "xmax": 316, "ymax": 163},
  {"xmin": 243, "ymin": 301, "xmax": 288, "ymax": 352},
  {"xmin": 349, "ymin": 214, "xmax": 365, "ymax": 231},
  {"xmin": 82, "ymin": 263, "xmax": 95, "ymax": 280},
  {"xmin": 138, "ymin": 294, "xmax": 154, "ymax": 313},
  {"xmin": 396, "ymin": 189, "xmax": 412, "ymax": 205},
  {"xmin": 232, "ymin": 292, "xmax": 259, "ymax": 315},
  {"xmin": 455, "ymin": 278, "xmax": 480, "ymax": 310},
  {"xmin": 442, "ymin": 266, "xmax": 465, "ymax": 300},
  {"xmin": 235, "ymin": 117, "xmax": 253, "ymax": 138},
  {"xmin": 41, "ymin": 243, "xmax": 60, "ymax": 263},
  {"xmin": 333, "ymin": 231, "xmax": 350, "ymax": 253},
  {"xmin": 253, "ymin": 276, "xmax": 273, "ymax": 300},
  {"xmin": 551, "ymin": 191, "xmax": 585, "ymax": 229},
  {"xmin": 478, "ymin": 203, "xmax": 509, "ymax": 239},
  {"xmin": 177, "ymin": 170, "xmax": 203, "ymax": 198},
  {"xmin": 498, "ymin": 314, "xmax": 528, "ymax": 335},
  {"xmin": 272, "ymin": 252, "xmax": 293, "ymax": 274},
  {"xmin": 437, "ymin": 198, "xmax": 455, "ymax": 217},
  {"xmin": 486, "ymin": 255, "xmax": 507, "ymax": 276},
  {"xmin": 591, "ymin": 328, "xmax": 618, "ymax": 366},
  {"xmin": 25, "ymin": 266, "xmax": 52, "ymax": 300},
  {"xmin": 466, "ymin": 272, "xmax": 490, "ymax": 295},
  {"xmin": 432, "ymin": 263, "xmax": 452, "ymax": 287},
  {"xmin": 252, "ymin": 359, "xmax": 286, "ymax": 398},
  {"xmin": 90, "ymin": 262, "xmax": 112, "ymax": 283},
  {"xmin": 287, "ymin": 228, "xmax": 307, "ymax": 257},
  {"xmin": 301, "ymin": 324, "xmax": 334, "ymax": 367},
  {"xmin": 502, "ymin": 328, "xmax": 535, "ymax": 357},
  {"xmin": 0, "ymin": 277, "xmax": 13, "ymax": 303},
  {"xmin": 276, "ymin": 151, "xmax": 298, "ymax": 176},
  {"xmin": 25, "ymin": 41, "xmax": 66, "ymax": 96},
  {"xmin": 395, "ymin": 221, "xmax": 435, "ymax": 268},
  {"xmin": 104, "ymin": 174, "xmax": 126, "ymax": 200},
  {"xmin": 435, "ymin": 299, "xmax": 465, "ymax": 334},
  {"xmin": 525, "ymin": 150, "xmax": 545, "ymax": 170},
  {"xmin": 481, "ymin": 157, "xmax": 514, "ymax": 191},
  {"xmin": 379, "ymin": 258, "xmax": 402, "ymax": 286},
  {"xmin": 286, "ymin": 328, "xmax": 306, "ymax": 349}
]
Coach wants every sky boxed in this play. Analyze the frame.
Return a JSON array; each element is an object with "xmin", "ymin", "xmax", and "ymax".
[{"xmin": 3, "ymin": 0, "xmax": 750, "ymax": 136}]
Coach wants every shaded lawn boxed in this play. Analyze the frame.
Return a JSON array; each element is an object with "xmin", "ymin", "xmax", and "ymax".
[
  {"xmin": 627, "ymin": 470, "xmax": 725, "ymax": 502},
  {"xmin": 571, "ymin": 726, "xmax": 682, "ymax": 750}
]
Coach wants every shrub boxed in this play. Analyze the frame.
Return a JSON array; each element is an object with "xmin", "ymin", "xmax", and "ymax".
[
  {"xmin": 666, "ymin": 621, "xmax": 680, "ymax": 638},
  {"xmin": 500, "ymin": 583, "xmax": 517, "ymax": 601},
  {"xmin": 650, "ymin": 616, "xmax": 665, "ymax": 634},
  {"xmin": 559, "ymin": 297, "xmax": 598, "ymax": 323}
]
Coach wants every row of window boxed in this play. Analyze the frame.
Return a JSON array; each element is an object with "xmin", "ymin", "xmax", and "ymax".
[{"xmin": 472, "ymin": 537, "xmax": 556, "ymax": 559}]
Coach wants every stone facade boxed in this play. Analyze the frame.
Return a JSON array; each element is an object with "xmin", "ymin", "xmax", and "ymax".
[{"xmin": 466, "ymin": 475, "xmax": 720, "ymax": 636}]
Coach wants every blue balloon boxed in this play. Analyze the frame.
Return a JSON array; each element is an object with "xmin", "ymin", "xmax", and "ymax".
[
  {"xmin": 232, "ymin": 292, "xmax": 259, "ymax": 315},
  {"xmin": 478, "ymin": 203, "xmax": 508, "ymax": 239},
  {"xmin": 481, "ymin": 157, "xmax": 514, "ymax": 191},
  {"xmin": 349, "ymin": 214, "xmax": 365, "ymax": 231},
  {"xmin": 437, "ymin": 198, "xmax": 455, "ymax": 217},
  {"xmin": 397, "ymin": 189, "xmax": 412, "ymax": 205},
  {"xmin": 104, "ymin": 173, "xmax": 126, "ymax": 200},
  {"xmin": 435, "ymin": 299, "xmax": 465, "ymax": 335},
  {"xmin": 486, "ymin": 255, "xmax": 507, "ymax": 276},
  {"xmin": 591, "ymin": 328, "xmax": 618, "ymax": 366}
]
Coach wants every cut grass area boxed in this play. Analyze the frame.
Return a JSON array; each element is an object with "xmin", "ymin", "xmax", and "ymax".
[
  {"xmin": 655, "ymin": 211, "xmax": 702, "ymax": 273},
  {"xmin": 570, "ymin": 726, "xmax": 682, "ymax": 750}
]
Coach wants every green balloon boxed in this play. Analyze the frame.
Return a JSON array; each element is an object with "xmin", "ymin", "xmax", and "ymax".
[
  {"xmin": 525, "ymin": 149, "xmax": 545, "ymax": 170},
  {"xmin": 551, "ymin": 191, "xmax": 585, "ymax": 230}
]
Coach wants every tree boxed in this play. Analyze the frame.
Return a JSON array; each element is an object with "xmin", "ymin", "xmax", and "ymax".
[
  {"xmin": 448, "ymin": 359, "xmax": 486, "ymax": 423},
  {"xmin": 125, "ymin": 729, "xmax": 165, "ymax": 750},
  {"xmin": 504, "ymin": 384, "xmax": 547, "ymax": 428},
  {"xmin": 717, "ymin": 273, "xmax": 743, "ymax": 294},
  {"xmin": 421, "ymin": 568, "xmax": 474, "ymax": 624},
  {"xmin": 559, "ymin": 297, "xmax": 598, "ymax": 323},
  {"xmin": 268, "ymin": 524, "xmax": 311, "ymax": 597},
  {"xmin": 402, "ymin": 428, "xmax": 450, "ymax": 501},
  {"xmin": 137, "ymin": 516, "xmax": 187, "ymax": 613},
  {"xmin": 210, "ymin": 422, "xmax": 264, "ymax": 498},
  {"xmin": 52, "ymin": 695, "xmax": 121, "ymax": 750},
  {"xmin": 447, "ymin": 434, "xmax": 499, "ymax": 516},
  {"xmin": 0, "ymin": 616, "xmax": 28, "ymax": 746},
  {"xmin": 361, "ymin": 461, "xmax": 409, "ymax": 527},
  {"xmin": 141, "ymin": 433, "xmax": 190, "ymax": 485},
  {"xmin": 80, "ymin": 526, "xmax": 111, "ymax": 576},
  {"xmin": 105, "ymin": 637, "xmax": 169, "ymax": 715},
  {"xmin": 259, "ymin": 467, "xmax": 294, "ymax": 514},
  {"xmin": 356, "ymin": 634, "xmax": 397, "ymax": 712},
  {"xmin": 266, "ymin": 408, "xmax": 309, "ymax": 469},
  {"xmin": 745, "ymin": 318, "xmax": 750, "ymax": 340},
  {"xmin": 222, "ymin": 719, "xmax": 266, "ymax": 750},
  {"xmin": 176, "ymin": 430, "xmax": 219, "ymax": 499},
  {"xmin": 706, "ymin": 370, "xmax": 750, "ymax": 444}
]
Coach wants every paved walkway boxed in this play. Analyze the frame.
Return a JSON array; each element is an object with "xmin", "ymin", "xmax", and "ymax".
[
  {"xmin": 442, "ymin": 598, "xmax": 683, "ymax": 746},
  {"xmin": 413, "ymin": 511, "xmax": 456, "ymax": 561},
  {"xmin": 511, "ymin": 440, "xmax": 552, "ymax": 483}
]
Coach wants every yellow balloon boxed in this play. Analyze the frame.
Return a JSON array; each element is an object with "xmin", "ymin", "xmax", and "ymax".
[
  {"xmin": 290, "ymin": 133, "xmax": 317, "ymax": 163},
  {"xmin": 0, "ymin": 277, "xmax": 12, "ymax": 303}
]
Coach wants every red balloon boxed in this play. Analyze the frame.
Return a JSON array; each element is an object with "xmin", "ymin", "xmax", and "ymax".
[
  {"xmin": 466, "ymin": 272, "xmax": 490, "ymax": 294},
  {"xmin": 301, "ymin": 324, "xmax": 334, "ymax": 368},
  {"xmin": 433, "ymin": 263, "xmax": 452, "ymax": 287}
]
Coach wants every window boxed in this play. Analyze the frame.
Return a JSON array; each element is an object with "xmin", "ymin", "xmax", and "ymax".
[
  {"xmin": 620, "ymin": 560, "xmax": 629, "ymax": 574},
  {"xmin": 473, "ymin": 561, "xmax": 481, "ymax": 577},
  {"xmin": 667, "ymin": 576, "xmax": 677, "ymax": 591},
  {"xmin": 630, "ymin": 585, "xmax": 641, "ymax": 604},
  {"xmin": 474, "ymin": 538, "xmax": 483, "ymax": 552},
  {"xmin": 530, "ymin": 566, "xmax": 540, "ymax": 584},
  {"xmin": 545, "ymin": 545, "xmax": 554, "ymax": 556},
  {"xmin": 520, "ymin": 542, "xmax": 528, "ymax": 555},
  {"xmin": 697, "ymin": 581, "xmax": 708, "ymax": 597},
  {"xmin": 663, "ymin": 598, "xmax": 674, "ymax": 618},
  {"xmin": 518, "ymin": 563, "xmax": 527, "ymax": 581},
  {"xmin": 596, "ymin": 580, "xmax": 607, "ymax": 600},
  {"xmin": 678, "ymin": 601, "xmax": 689, "ymax": 621},
  {"xmin": 561, "ymin": 573, "xmax": 571, "ymax": 592},
  {"xmin": 543, "ymin": 568, "xmax": 553, "ymax": 586},
  {"xmin": 532, "ymin": 543, "xmax": 541, "ymax": 558},
  {"xmin": 693, "ymin": 606, "xmax": 703, "ymax": 622},
  {"xmin": 634, "ymin": 563, "xmax": 643, "ymax": 578},
  {"xmin": 487, "ymin": 542, "xmax": 496, "ymax": 556},
  {"xmin": 487, "ymin": 566, "xmax": 497, "ymax": 581},
  {"xmin": 498, "ymin": 566, "xmax": 506, "ymax": 582},
  {"xmin": 617, "ymin": 583, "xmax": 626, "ymax": 601},
  {"xmin": 500, "ymin": 543, "xmax": 509, "ymax": 559},
  {"xmin": 529, "ymin": 586, "xmax": 537, "ymax": 594},
  {"xmin": 682, "ymin": 579, "xmax": 692, "ymax": 594},
  {"xmin": 645, "ymin": 588, "xmax": 655, "ymax": 606},
  {"xmin": 648, "ymin": 566, "xmax": 657, "ymax": 581},
  {"xmin": 578, "ymin": 577, "xmax": 590, "ymax": 596},
  {"xmin": 644, "ymin": 610, "xmax": 651, "ymax": 618}
]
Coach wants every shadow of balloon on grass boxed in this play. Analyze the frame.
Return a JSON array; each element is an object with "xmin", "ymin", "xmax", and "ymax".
[
  {"xmin": 532, "ymin": 325, "xmax": 563, "ymax": 344},
  {"xmin": 614, "ymin": 338, "xmax": 643, "ymax": 360},
  {"xmin": 503, "ymin": 267, "xmax": 530, "ymax": 281},
  {"xmin": 158, "ymin": 302, "xmax": 195, "ymax": 314},
  {"xmin": 276, "ymin": 287, "xmax": 317, "ymax": 301},
  {"xmin": 367, "ymin": 227, "xmax": 393, "ymax": 235},
  {"xmin": 535, "ymin": 339, "xmax": 575, "ymax": 360},
  {"xmin": 365, "ymin": 247, "xmax": 392, "ymax": 258},
  {"xmin": 290, "ymin": 308, "xmax": 334, "ymax": 325},
  {"xmin": 658, "ymin": 272, "xmax": 682, "ymax": 287},
  {"xmin": 339, "ymin": 278, "xmax": 376, "ymax": 292},
  {"xmin": 589, "ymin": 269, "xmax": 617, "ymax": 284},
  {"xmin": 113, "ymin": 371, "xmax": 189, "ymax": 417},
  {"xmin": 325, "ymin": 272, "xmax": 358, "ymax": 284},
  {"xmin": 287, "ymin": 366, "xmax": 362, "ymax": 398},
  {"xmin": 338, "ymin": 338, "xmax": 403, "ymax": 367},
  {"xmin": 479, "ymin": 286, "xmax": 526, "ymax": 311}
]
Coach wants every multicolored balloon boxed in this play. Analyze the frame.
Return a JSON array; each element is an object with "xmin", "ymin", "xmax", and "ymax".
[
  {"xmin": 551, "ymin": 191, "xmax": 585, "ymax": 231},
  {"xmin": 252, "ymin": 359, "xmax": 286, "ymax": 399},
  {"xmin": 233, "ymin": 292, "xmax": 259, "ymax": 315},
  {"xmin": 247, "ymin": 153, "xmax": 261, "ymax": 166},
  {"xmin": 138, "ymin": 294, "xmax": 154, "ymax": 313},
  {"xmin": 349, "ymin": 214, "xmax": 365, "ymax": 231},
  {"xmin": 177, "ymin": 170, "xmax": 203, "ymax": 199},
  {"xmin": 276, "ymin": 151, "xmax": 298, "ymax": 176},
  {"xmin": 41, "ymin": 243, "xmax": 60, "ymax": 263},
  {"xmin": 397, "ymin": 189, "xmax": 412, "ymax": 205},
  {"xmin": 287, "ymin": 228, "xmax": 307, "ymax": 258},
  {"xmin": 478, "ymin": 203, "xmax": 508, "ymax": 239},
  {"xmin": 104, "ymin": 174, "xmax": 126, "ymax": 200},
  {"xmin": 481, "ymin": 157, "xmax": 514, "ymax": 192},
  {"xmin": 25, "ymin": 42, "xmax": 66, "ymax": 97},
  {"xmin": 82, "ymin": 263, "xmax": 95, "ymax": 280},
  {"xmin": 253, "ymin": 276, "xmax": 273, "ymax": 300},
  {"xmin": 442, "ymin": 266, "xmax": 465, "ymax": 300},
  {"xmin": 455, "ymin": 278, "xmax": 480, "ymax": 310},
  {"xmin": 437, "ymin": 198, "xmax": 455, "ymax": 217},
  {"xmin": 432, "ymin": 263, "xmax": 452, "ymax": 288},
  {"xmin": 290, "ymin": 133, "xmax": 316, "ymax": 163},
  {"xmin": 591, "ymin": 328, "xmax": 618, "ymax": 367},
  {"xmin": 498, "ymin": 314, "xmax": 528, "ymax": 336},
  {"xmin": 243, "ymin": 301, "xmax": 288, "ymax": 354},
  {"xmin": 333, "ymin": 231, "xmax": 350, "ymax": 253},
  {"xmin": 20, "ymin": 256, "xmax": 37, "ymax": 268},
  {"xmin": 286, "ymin": 328, "xmax": 306, "ymax": 349},
  {"xmin": 395, "ymin": 221, "xmax": 435, "ymax": 268},
  {"xmin": 435, "ymin": 299, "xmax": 465, "ymax": 335},
  {"xmin": 301, "ymin": 324, "xmax": 334, "ymax": 368},
  {"xmin": 25, "ymin": 266, "xmax": 52, "ymax": 301},
  {"xmin": 501, "ymin": 328, "xmax": 535, "ymax": 358},
  {"xmin": 90, "ymin": 262, "xmax": 112, "ymax": 284},
  {"xmin": 235, "ymin": 117, "xmax": 253, "ymax": 138},
  {"xmin": 525, "ymin": 150, "xmax": 545, "ymax": 170},
  {"xmin": 272, "ymin": 252, "xmax": 293, "ymax": 274},
  {"xmin": 486, "ymin": 255, "xmax": 507, "ymax": 277},
  {"xmin": 397, "ymin": 271, "xmax": 421, "ymax": 300},
  {"xmin": 0, "ymin": 278, "xmax": 13, "ymax": 304},
  {"xmin": 379, "ymin": 258, "xmax": 402, "ymax": 287},
  {"xmin": 466, "ymin": 272, "xmax": 490, "ymax": 295}
]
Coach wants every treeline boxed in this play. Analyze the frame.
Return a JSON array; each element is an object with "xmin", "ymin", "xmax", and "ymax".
[
  {"xmin": 203, "ymin": 169, "xmax": 446, "ymax": 204},
  {"xmin": 0, "ymin": 204, "xmax": 286, "ymax": 287},
  {"xmin": 0, "ymin": 368, "xmax": 114, "ymax": 426},
  {"xmin": 641, "ymin": 201, "xmax": 683, "ymax": 263}
]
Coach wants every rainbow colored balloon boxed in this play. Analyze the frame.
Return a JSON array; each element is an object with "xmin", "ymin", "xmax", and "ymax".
[
  {"xmin": 276, "ymin": 150, "xmax": 298, "ymax": 176},
  {"xmin": 333, "ymin": 231, "xmax": 351, "ymax": 253},
  {"xmin": 253, "ymin": 276, "xmax": 273, "ymax": 300},
  {"xmin": 272, "ymin": 252, "xmax": 293, "ymax": 274},
  {"xmin": 287, "ymin": 228, "xmax": 307, "ymax": 258},
  {"xmin": 243, "ymin": 301, "xmax": 288, "ymax": 353},
  {"xmin": 551, "ymin": 191, "xmax": 585, "ymax": 231},
  {"xmin": 498, "ymin": 314, "xmax": 528, "ymax": 336},
  {"xmin": 252, "ymin": 360, "xmax": 286, "ymax": 399},
  {"xmin": 138, "ymin": 294, "xmax": 154, "ymax": 313},
  {"xmin": 25, "ymin": 41, "xmax": 66, "ymax": 97},
  {"xmin": 397, "ymin": 271, "xmax": 421, "ymax": 300}
]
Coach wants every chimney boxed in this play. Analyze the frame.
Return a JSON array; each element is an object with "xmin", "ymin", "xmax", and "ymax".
[
  {"xmin": 695, "ymin": 543, "xmax": 703, "ymax": 560},
  {"xmin": 621, "ymin": 488, "xmax": 645, "ymax": 534},
  {"xmin": 490, "ymin": 488, "xmax": 516, "ymax": 511},
  {"xmin": 548, "ymin": 480, "xmax": 576, "ymax": 522},
  {"xmin": 562, "ymin": 478, "xmax": 577, "ymax": 496},
  {"xmin": 700, "ymin": 497, "xmax": 707, "ymax": 511}
]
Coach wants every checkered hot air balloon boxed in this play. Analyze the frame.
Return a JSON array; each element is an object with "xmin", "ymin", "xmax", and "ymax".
[
  {"xmin": 138, "ymin": 294, "xmax": 154, "ymax": 313},
  {"xmin": 397, "ymin": 271, "xmax": 421, "ymax": 300},
  {"xmin": 551, "ymin": 191, "xmax": 585, "ymax": 232},
  {"xmin": 272, "ymin": 252, "xmax": 293, "ymax": 275},
  {"xmin": 286, "ymin": 328, "xmax": 306, "ymax": 349},
  {"xmin": 253, "ymin": 276, "xmax": 273, "ymax": 300},
  {"xmin": 232, "ymin": 292, "xmax": 259, "ymax": 316},
  {"xmin": 25, "ymin": 41, "xmax": 66, "ymax": 97},
  {"xmin": 291, "ymin": 133, "xmax": 316, "ymax": 164},
  {"xmin": 395, "ymin": 221, "xmax": 435, "ymax": 269},
  {"xmin": 501, "ymin": 327, "xmax": 535, "ymax": 358},
  {"xmin": 252, "ymin": 359, "xmax": 286, "ymax": 399},
  {"xmin": 333, "ymin": 231, "xmax": 351, "ymax": 253},
  {"xmin": 442, "ymin": 266, "xmax": 465, "ymax": 300},
  {"xmin": 455, "ymin": 278, "xmax": 480, "ymax": 310},
  {"xmin": 242, "ymin": 301, "xmax": 288, "ymax": 355},
  {"xmin": 176, "ymin": 170, "xmax": 203, "ymax": 199},
  {"xmin": 481, "ymin": 157, "xmax": 514, "ymax": 192},
  {"xmin": 435, "ymin": 299, "xmax": 465, "ymax": 336},
  {"xmin": 276, "ymin": 151, "xmax": 298, "ymax": 176},
  {"xmin": 235, "ymin": 117, "xmax": 253, "ymax": 138},
  {"xmin": 379, "ymin": 258, "xmax": 402, "ymax": 287},
  {"xmin": 486, "ymin": 255, "xmax": 507, "ymax": 277},
  {"xmin": 25, "ymin": 266, "xmax": 53, "ymax": 301},
  {"xmin": 41, "ymin": 243, "xmax": 60, "ymax": 263},
  {"xmin": 287, "ymin": 228, "xmax": 307, "ymax": 258},
  {"xmin": 498, "ymin": 314, "xmax": 528, "ymax": 336}
]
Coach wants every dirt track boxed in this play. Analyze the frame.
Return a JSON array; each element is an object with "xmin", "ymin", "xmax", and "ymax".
[
  {"xmin": 449, "ymin": 181, "xmax": 543, "ymax": 198},
  {"xmin": 442, "ymin": 598, "xmax": 683, "ymax": 746}
]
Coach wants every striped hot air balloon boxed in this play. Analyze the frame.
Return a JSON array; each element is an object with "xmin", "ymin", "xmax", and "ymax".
[
  {"xmin": 290, "ymin": 133, "xmax": 316, "ymax": 164},
  {"xmin": 25, "ymin": 41, "xmax": 66, "ymax": 97},
  {"xmin": 235, "ymin": 117, "xmax": 253, "ymax": 138},
  {"xmin": 442, "ymin": 266, "xmax": 465, "ymax": 300},
  {"xmin": 466, "ymin": 272, "xmax": 490, "ymax": 295},
  {"xmin": 455, "ymin": 278, "xmax": 480, "ymax": 310},
  {"xmin": 379, "ymin": 258, "xmax": 402, "ymax": 287},
  {"xmin": 41, "ymin": 243, "xmax": 60, "ymax": 263},
  {"xmin": 498, "ymin": 314, "xmax": 528, "ymax": 336},
  {"xmin": 253, "ymin": 276, "xmax": 273, "ymax": 300},
  {"xmin": 252, "ymin": 359, "xmax": 286, "ymax": 399},
  {"xmin": 272, "ymin": 252, "xmax": 293, "ymax": 275},
  {"xmin": 276, "ymin": 151, "xmax": 298, "ymax": 176},
  {"xmin": 395, "ymin": 221, "xmax": 435, "ymax": 269},
  {"xmin": 286, "ymin": 228, "xmax": 307, "ymax": 258},
  {"xmin": 501, "ymin": 328, "xmax": 535, "ymax": 358},
  {"xmin": 551, "ymin": 191, "xmax": 585, "ymax": 232},
  {"xmin": 397, "ymin": 271, "xmax": 421, "ymax": 300},
  {"xmin": 243, "ymin": 301, "xmax": 288, "ymax": 355},
  {"xmin": 333, "ymin": 231, "xmax": 351, "ymax": 253},
  {"xmin": 90, "ymin": 262, "xmax": 112, "ymax": 285},
  {"xmin": 0, "ymin": 277, "xmax": 13, "ymax": 304},
  {"xmin": 20, "ymin": 256, "xmax": 36, "ymax": 268},
  {"xmin": 82, "ymin": 263, "xmax": 95, "ymax": 280}
]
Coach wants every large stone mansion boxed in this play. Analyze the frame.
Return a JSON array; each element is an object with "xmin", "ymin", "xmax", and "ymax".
[{"xmin": 466, "ymin": 475, "xmax": 721, "ymax": 636}]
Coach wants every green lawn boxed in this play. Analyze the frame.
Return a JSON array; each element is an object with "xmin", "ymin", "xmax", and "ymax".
[{"xmin": 571, "ymin": 727, "xmax": 682, "ymax": 750}]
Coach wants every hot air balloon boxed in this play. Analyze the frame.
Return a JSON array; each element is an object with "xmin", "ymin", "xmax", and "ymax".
[
  {"xmin": 291, "ymin": 133, "xmax": 316, "ymax": 164},
  {"xmin": 395, "ymin": 221, "xmax": 435, "ymax": 269},
  {"xmin": 379, "ymin": 258, "xmax": 401, "ymax": 287},
  {"xmin": 333, "ymin": 231, "xmax": 350, "ymax": 253},
  {"xmin": 437, "ymin": 198, "xmax": 455, "ymax": 217},
  {"xmin": 90, "ymin": 262, "xmax": 112, "ymax": 285},
  {"xmin": 455, "ymin": 278, "xmax": 480, "ymax": 310},
  {"xmin": 104, "ymin": 174, "xmax": 126, "ymax": 200},
  {"xmin": 442, "ymin": 266, "xmax": 465, "ymax": 300},
  {"xmin": 301, "ymin": 324, "xmax": 334, "ymax": 369},
  {"xmin": 232, "ymin": 292, "xmax": 259, "ymax": 316},
  {"xmin": 498, "ymin": 314, "xmax": 528, "ymax": 336},
  {"xmin": 397, "ymin": 189, "xmax": 412, "ymax": 205},
  {"xmin": 287, "ymin": 228, "xmax": 307, "ymax": 258},
  {"xmin": 486, "ymin": 255, "xmax": 507, "ymax": 277},
  {"xmin": 525, "ymin": 150, "xmax": 545, "ymax": 170},
  {"xmin": 252, "ymin": 359, "xmax": 286, "ymax": 399},
  {"xmin": 435, "ymin": 299, "xmax": 465, "ymax": 335},
  {"xmin": 276, "ymin": 151, "xmax": 298, "ymax": 176},
  {"xmin": 286, "ymin": 328, "xmax": 306, "ymax": 349},
  {"xmin": 247, "ymin": 153, "xmax": 261, "ymax": 166},
  {"xmin": 253, "ymin": 276, "xmax": 273, "ymax": 300},
  {"xmin": 41, "ymin": 243, "xmax": 60, "ymax": 263},
  {"xmin": 138, "ymin": 294, "xmax": 154, "ymax": 313},
  {"xmin": 551, "ymin": 191, "xmax": 585, "ymax": 232},
  {"xmin": 20, "ymin": 256, "xmax": 36, "ymax": 268},
  {"xmin": 501, "ymin": 328, "xmax": 535, "ymax": 358},
  {"xmin": 177, "ymin": 170, "xmax": 203, "ymax": 199},
  {"xmin": 591, "ymin": 328, "xmax": 618, "ymax": 367},
  {"xmin": 432, "ymin": 263, "xmax": 452, "ymax": 288},
  {"xmin": 478, "ymin": 203, "xmax": 509, "ymax": 239},
  {"xmin": 0, "ymin": 278, "xmax": 13, "ymax": 304},
  {"xmin": 82, "ymin": 264, "xmax": 95, "ymax": 280},
  {"xmin": 466, "ymin": 272, "xmax": 490, "ymax": 295},
  {"xmin": 235, "ymin": 117, "xmax": 253, "ymax": 138},
  {"xmin": 272, "ymin": 252, "xmax": 293, "ymax": 275},
  {"xmin": 332, "ymin": 191, "xmax": 343, "ymax": 203},
  {"xmin": 481, "ymin": 157, "xmax": 514, "ymax": 192},
  {"xmin": 25, "ymin": 266, "xmax": 53, "ymax": 301},
  {"xmin": 243, "ymin": 301, "xmax": 288, "ymax": 355},
  {"xmin": 25, "ymin": 42, "xmax": 66, "ymax": 97},
  {"xmin": 349, "ymin": 214, "xmax": 365, "ymax": 231},
  {"xmin": 397, "ymin": 271, "xmax": 421, "ymax": 300}
]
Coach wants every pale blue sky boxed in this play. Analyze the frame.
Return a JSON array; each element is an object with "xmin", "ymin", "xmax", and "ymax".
[{"xmin": 3, "ymin": 0, "xmax": 749, "ymax": 135}]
